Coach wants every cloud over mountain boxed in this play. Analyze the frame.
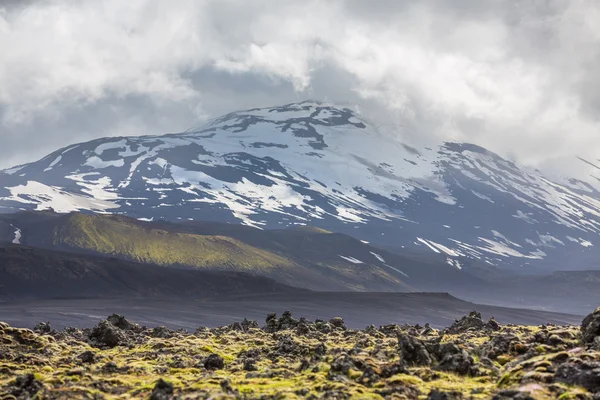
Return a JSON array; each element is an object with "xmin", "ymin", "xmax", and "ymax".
[{"xmin": 0, "ymin": 0, "xmax": 599, "ymax": 173}]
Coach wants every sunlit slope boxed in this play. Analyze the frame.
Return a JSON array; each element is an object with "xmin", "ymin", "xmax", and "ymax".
[
  {"xmin": 0, "ymin": 212, "xmax": 414, "ymax": 292},
  {"xmin": 52, "ymin": 213, "xmax": 295, "ymax": 271}
]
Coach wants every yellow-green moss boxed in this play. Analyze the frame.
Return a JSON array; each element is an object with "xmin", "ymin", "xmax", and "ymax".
[{"xmin": 53, "ymin": 213, "xmax": 296, "ymax": 272}]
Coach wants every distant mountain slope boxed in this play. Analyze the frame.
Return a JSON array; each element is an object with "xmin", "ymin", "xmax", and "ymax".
[
  {"xmin": 0, "ymin": 211, "xmax": 429, "ymax": 292},
  {"xmin": 1, "ymin": 101, "xmax": 600, "ymax": 271},
  {"xmin": 1, "ymin": 212, "xmax": 599, "ymax": 313},
  {"xmin": 0, "ymin": 244, "xmax": 302, "ymax": 302}
]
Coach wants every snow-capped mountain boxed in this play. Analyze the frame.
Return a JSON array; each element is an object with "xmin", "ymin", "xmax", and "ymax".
[{"xmin": 1, "ymin": 101, "xmax": 600, "ymax": 272}]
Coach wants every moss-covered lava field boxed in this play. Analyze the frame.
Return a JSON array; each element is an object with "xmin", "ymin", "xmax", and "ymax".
[{"xmin": 1, "ymin": 308, "xmax": 600, "ymax": 399}]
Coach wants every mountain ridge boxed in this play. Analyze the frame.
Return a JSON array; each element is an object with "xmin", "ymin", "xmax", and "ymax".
[
  {"xmin": 0, "ymin": 210, "xmax": 481, "ymax": 293},
  {"xmin": 1, "ymin": 101, "xmax": 600, "ymax": 273}
]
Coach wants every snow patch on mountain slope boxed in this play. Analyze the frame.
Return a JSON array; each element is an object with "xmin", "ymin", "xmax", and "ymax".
[
  {"xmin": 66, "ymin": 173, "xmax": 120, "ymax": 201},
  {"xmin": 566, "ymin": 236, "xmax": 593, "ymax": 247},
  {"xmin": 1, "ymin": 181, "xmax": 118, "ymax": 213},
  {"xmin": 168, "ymin": 165, "xmax": 314, "ymax": 227},
  {"xmin": 477, "ymin": 237, "xmax": 544, "ymax": 259},
  {"xmin": 370, "ymin": 251, "xmax": 386, "ymax": 263},
  {"xmin": 43, "ymin": 155, "xmax": 62, "ymax": 172},
  {"xmin": 338, "ymin": 255, "xmax": 364, "ymax": 264},
  {"xmin": 10, "ymin": 224, "xmax": 21, "ymax": 244},
  {"xmin": 491, "ymin": 230, "xmax": 522, "ymax": 248},
  {"xmin": 2, "ymin": 167, "xmax": 23, "ymax": 175},
  {"xmin": 382, "ymin": 263, "xmax": 410, "ymax": 277},
  {"xmin": 336, "ymin": 208, "xmax": 367, "ymax": 223},
  {"xmin": 118, "ymin": 140, "xmax": 186, "ymax": 188},
  {"xmin": 471, "ymin": 190, "xmax": 494, "ymax": 203},
  {"xmin": 94, "ymin": 139, "xmax": 128, "ymax": 155},
  {"xmin": 446, "ymin": 257, "xmax": 462, "ymax": 270},
  {"xmin": 416, "ymin": 238, "xmax": 440, "ymax": 253},
  {"xmin": 85, "ymin": 156, "xmax": 125, "ymax": 169},
  {"xmin": 417, "ymin": 238, "xmax": 463, "ymax": 257},
  {"xmin": 513, "ymin": 210, "xmax": 537, "ymax": 224}
]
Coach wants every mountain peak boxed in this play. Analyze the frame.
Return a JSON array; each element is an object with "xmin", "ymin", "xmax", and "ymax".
[
  {"xmin": 1, "ymin": 101, "xmax": 600, "ymax": 273},
  {"xmin": 187, "ymin": 100, "xmax": 366, "ymax": 135}
]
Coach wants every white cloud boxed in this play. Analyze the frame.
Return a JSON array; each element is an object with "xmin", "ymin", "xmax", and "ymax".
[{"xmin": 0, "ymin": 0, "xmax": 599, "ymax": 178}]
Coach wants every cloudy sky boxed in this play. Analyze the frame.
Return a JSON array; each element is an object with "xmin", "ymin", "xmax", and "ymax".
[{"xmin": 1, "ymin": 0, "xmax": 599, "ymax": 177}]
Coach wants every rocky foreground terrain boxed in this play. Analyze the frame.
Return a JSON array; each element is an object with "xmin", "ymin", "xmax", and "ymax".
[{"xmin": 1, "ymin": 308, "xmax": 600, "ymax": 399}]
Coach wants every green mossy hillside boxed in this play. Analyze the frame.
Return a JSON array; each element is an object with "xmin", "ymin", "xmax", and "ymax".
[{"xmin": 52, "ymin": 213, "xmax": 295, "ymax": 272}]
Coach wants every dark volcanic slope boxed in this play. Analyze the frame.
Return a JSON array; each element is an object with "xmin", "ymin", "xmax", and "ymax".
[
  {"xmin": 1, "ymin": 212, "xmax": 599, "ymax": 314},
  {"xmin": 0, "ymin": 293, "xmax": 582, "ymax": 331},
  {"xmin": 0, "ymin": 211, "xmax": 485, "ymax": 292},
  {"xmin": 0, "ymin": 244, "xmax": 301, "ymax": 302}
]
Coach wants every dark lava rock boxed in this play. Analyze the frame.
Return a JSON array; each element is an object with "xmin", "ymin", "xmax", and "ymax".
[
  {"xmin": 101, "ymin": 361, "xmax": 120, "ymax": 373},
  {"xmin": 329, "ymin": 354, "xmax": 354, "ymax": 376},
  {"xmin": 487, "ymin": 317, "xmax": 501, "ymax": 331},
  {"xmin": 314, "ymin": 342, "xmax": 327, "ymax": 356},
  {"xmin": 107, "ymin": 314, "xmax": 139, "ymax": 331},
  {"xmin": 422, "ymin": 323, "xmax": 434, "ymax": 336},
  {"xmin": 398, "ymin": 333, "xmax": 432, "ymax": 366},
  {"xmin": 277, "ymin": 335, "xmax": 296, "ymax": 354},
  {"xmin": 204, "ymin": 353, "xmax": 225, "ymax": 370},
  {"xmin": 297, "ymin": 358, "xmax": 311, "ymax": 372},
  {"xmin": 435, "ymin": 345, "xmax": 477, "ymax": 376},
  {"xmin": 33, "ymin": 321, "xmax": 53, "ymax": 335},
  {"xmin": 266, "ymin": 312, "xmax": 277, "ymax": 323},
  {"xmin": 446, "ymin": 311, "xmax": 485, "ymax": 333},
  {"xmin": 275, "ymin": 335, "xmax": 308, "ymax": 356},
  {"xmin": 243, "ymin": 358, "xmax": 258, "ymax": 371},
  {"xmin": 555, "ymin": 360, "xmax": 600, "ymax": 393},
  {"xmin": 278, "ymin": 310, "xmax": 299, "ymax": 330},
  {"xmin": 169, "ymin": 356, "xmax": 186, "ymax": 369},
  {"xmin": 581, "ymin": 307, "xmax": 600, "ymax": 345},
  {"xmin": 151, "ymin": 326, "xmax": 175, "ymax": 339},
  {"xmin": 329, "ymin": 317, "xmax": 347, "ymax": 330},
  {"xmin": 376, "ymin": 386, "xmax": 420, "ymax": 399},
  {"xmin": 60, "ymin": 326, "xmax": 86, "ymax": 341},
  {"xmin": 446, "ymin": 312, "xmax": 502, "ymax": 334},
  {"xmin": 379, "ymin": 324, "xmax": 401, "ymax": 336},
  {"xmin": 296, "ymin": 321, "xmax": 311, "ymax": 335},
  {"xmin": 314, "ymin": 320, "xmax": 334, "ymax": 334},
  {"xmin": 220, "ymin": 379, "xmax": 236, "ymax": 394},
  {"xmin": 264, "ymin": 312, "xmax": 278, "ymax": 332},
  {"xmin": 241, "ymin": 318, "xmax": 259, "ymax": 331},
  {"xmin": 78, "ymin": 350, "xmax": 96, "ymax": 364},
  {"xmin": 8, "ymin": 374, "xmax": 44, "ymax": 399},
  {"xmin": 88, "ymin": 320, "xmax": 128, "ymax": 348},
  {"xmin": 150, "ymin": 378, "xmax": 174, "ymax": 400},
  {"xmin": 428, "ymin": 389, "xmax": 464, "ymax": 399},
  {"xmin": 492, "ymin": 390, "xmax": 535, "ymax": 399},
  {"xmin": 482, "ymin": 333, "xmax": 520, "ymax": 359},
  {"xmin": 220, "ymin": 318, "xmax": 259, "ymax": 333},
  {"xmin": 239, "ymin": 347, "xmax": 261, "ymax": 360}
]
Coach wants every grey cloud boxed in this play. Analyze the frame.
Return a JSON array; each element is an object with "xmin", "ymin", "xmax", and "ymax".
[
  {"xmin": 1, "ymin": 94, "xmax": 200, "ymax": 167},
  {"xmin": 0, "ymin": 0, "xmax": 37, "ymax": 10},
  {"xmin": 0, "ymin": 0, "xmax": 599, "ymax": 183}
]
